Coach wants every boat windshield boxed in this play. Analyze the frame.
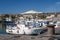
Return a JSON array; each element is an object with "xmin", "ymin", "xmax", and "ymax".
[
  {"xmin": 25, "ymin": 21, "xmax": 33, "ymax": 27},
  {"xmin": 33, "ymin": 22, "xmax": 40, "ymax": 27},
  {"xmin": 25, "ymin": 21, "xmax": 40, "ymax": 28}
]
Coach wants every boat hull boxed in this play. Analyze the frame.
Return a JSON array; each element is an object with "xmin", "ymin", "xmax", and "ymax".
[{"xmin": 6, "ymin": 28, "xmax": 47, "ymax": 34}]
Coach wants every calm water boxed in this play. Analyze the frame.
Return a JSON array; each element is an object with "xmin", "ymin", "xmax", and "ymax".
[
  {"xmin": 0, "ymin": 30, "xmax": 7, "ymax": 34},
  {"xmin": 0, "ymin": 24, "xmax": 7, "ymax": 34}
]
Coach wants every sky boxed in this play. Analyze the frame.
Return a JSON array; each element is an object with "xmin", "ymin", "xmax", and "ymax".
[{"xmin": 0, "ymin": 0, "xmax": 60, "ymax": 14}]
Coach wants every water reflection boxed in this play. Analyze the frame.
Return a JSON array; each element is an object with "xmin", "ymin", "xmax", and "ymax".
[{"xmin": 0, "ymin": 23, "xmax": 6, "ymax": 34}]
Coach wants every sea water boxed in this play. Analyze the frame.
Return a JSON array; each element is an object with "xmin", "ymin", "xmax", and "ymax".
[
  {"xmin": 0, "ymin": 23, "xmax": 7, "ymax": 34},
  {"xmin": 0, "ymin": 30, "xmax": 7, "ymax": 34}
]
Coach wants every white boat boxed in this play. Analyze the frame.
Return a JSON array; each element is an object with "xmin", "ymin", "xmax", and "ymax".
[{"xmin": 6, "ymin": 19, "xmax": 47, "ymax": 34}]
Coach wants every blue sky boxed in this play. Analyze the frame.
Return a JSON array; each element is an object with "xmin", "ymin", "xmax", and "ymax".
[{"xmin": 0, "ymin": 0, "xmax": 60, "ymax": 14}]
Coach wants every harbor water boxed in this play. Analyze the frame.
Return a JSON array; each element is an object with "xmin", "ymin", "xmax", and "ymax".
[{"xmin": 0, "ymin": 23, "xmax": 7, "ymax": 34}]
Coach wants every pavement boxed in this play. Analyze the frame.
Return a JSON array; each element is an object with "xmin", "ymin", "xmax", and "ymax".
[
  {"xmin": 0, "ymin": 31, "xmax": 58, "ymax": 40},
  {"xmin": 0, "ymin": 34, "xmax": 50, "ymax": 40}
]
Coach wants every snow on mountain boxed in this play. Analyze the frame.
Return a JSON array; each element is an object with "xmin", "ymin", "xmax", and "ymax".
[{"xmin": 21, "ymin": 10, "xmax": 43, "ymax": 14}]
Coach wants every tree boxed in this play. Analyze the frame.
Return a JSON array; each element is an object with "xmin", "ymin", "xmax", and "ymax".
[
  {"xmin": 40, "ymin": 15, "xmax": 46, "ymax": 19},
  {"xmin": 1, "ymin": 14, "xmax": 9, "ymax": 21}
]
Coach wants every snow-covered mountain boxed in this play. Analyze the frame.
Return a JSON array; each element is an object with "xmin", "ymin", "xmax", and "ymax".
[{"xmin": 21, "ymin": 10, "xmax": 43, "ymax": 14}]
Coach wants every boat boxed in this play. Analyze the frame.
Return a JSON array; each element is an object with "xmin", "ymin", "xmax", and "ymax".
[
  {"xmin": 6, "ymin": 18, "xmax": 48, "ymax": 34},
  {"xmin": 6, "ymin": 21, "xmax": 47, "ymax": 34}
]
